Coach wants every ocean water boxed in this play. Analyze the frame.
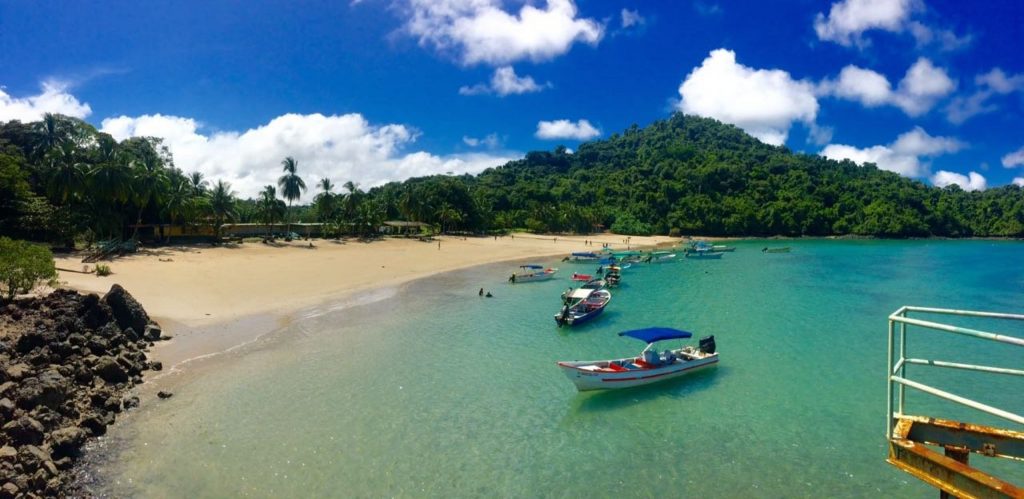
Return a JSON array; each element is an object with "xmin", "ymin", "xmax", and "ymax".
[{"xmin": 92, "ymin": 240, "xmax": 1024, "ymax": 497}]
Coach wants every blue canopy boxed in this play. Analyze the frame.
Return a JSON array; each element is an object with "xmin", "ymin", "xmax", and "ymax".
[
  {"xmin": 618, "ymin": 327, "xmax": 693, "ymax": 343},
  {"xmin": 521, "ymin": 264, "xmax": 544, "ymax": 269},
  {"xmin": 572, "ymin": 252, "xmax": 598, "ymax": 257}
]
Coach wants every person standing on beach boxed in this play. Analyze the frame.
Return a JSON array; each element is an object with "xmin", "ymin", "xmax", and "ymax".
[
  {"xmin": 479, "ymin": 288, "xmax": 484, "ymax": 296},
  {"xmin": 438, "ymin": 240, "xmax": 441, "ymax": 250}
]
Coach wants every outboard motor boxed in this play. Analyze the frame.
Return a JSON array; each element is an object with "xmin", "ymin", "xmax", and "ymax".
[
  {"xmin": 699, "ymin": 335, "xmax": 716, "ymax": 354},
  {"xmin": 557, "ymin": 305, "xmax": 570, "ymax": 327}
]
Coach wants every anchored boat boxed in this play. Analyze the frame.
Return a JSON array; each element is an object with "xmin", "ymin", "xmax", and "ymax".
[
  {"xmin": 554, "ymin": 288, "xmax": 611, "ymax": 327},
  {"xmin": 684, "ymin": 241, "xmax": 723, "ymax": 259},
  {"xmin": 642, "ymin": 251, "xmax": 677, "ymax": 263},
  {"xmin": 509, "ymin": 264, "xmax": 557, "ymax": 283},
  {"xmin": 762, "ymin": 246, "xmax": 791, "ymax": 253},
  {"xmin": 566, "ymin": 251, "xmax": 601, "ymax": 262},
  {"xmin": 557, "ymin": 328, "xmax": 718, "ymax": 391}
]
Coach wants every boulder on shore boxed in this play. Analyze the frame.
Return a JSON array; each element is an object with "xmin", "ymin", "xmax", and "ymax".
[{"xmin": 0, "ymin": 284, "xmax": 162, "ymax": 497}]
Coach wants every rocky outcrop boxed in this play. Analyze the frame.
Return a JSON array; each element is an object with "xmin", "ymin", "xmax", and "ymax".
[{"xmin": 0, "ymin": 286, "xmax": 167, "ymax": 497}]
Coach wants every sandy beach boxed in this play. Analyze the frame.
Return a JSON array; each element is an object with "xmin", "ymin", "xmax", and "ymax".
[{"xmin": 55, "ymin": 234, "xmax": 680, "ymax": 365}]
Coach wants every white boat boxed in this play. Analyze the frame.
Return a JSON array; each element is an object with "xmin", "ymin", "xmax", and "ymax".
[
  {"xmin": 509, "ymin": 265, "xmax": 557, "ymax": 283},
  {"xmin": 557, "ymin": 328, "xmax": 718, "ymax": 391},
  {"xmin": 684, "ymin": 242, "xmax": 723, "ymax": 259},
  {"xmin": 554, "ymin": 288, "xmax": 611, "ymax": 327},
  {"xmin": 642, "ymin": 251, "xmax": 677, "ymax": 263},
  {"xmin": 711, "ymin": 245, "xmax": 735, "ymax": 252},
  {"xmin": 565, "ymin": 251, "xmax": 601, "ymax": 262}
]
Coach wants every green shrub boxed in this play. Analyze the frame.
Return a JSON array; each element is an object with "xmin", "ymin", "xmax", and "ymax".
[
  {"xmin": 668, "ymin": 227, "xmax": 681, "ymax": 237},
  {"xmin": 94, "ymin": 263, "xmax": 112, "ymax": 276},
  {"xmin": 0, "ymin": 237, "xmax": 57, "ymax": 301}
]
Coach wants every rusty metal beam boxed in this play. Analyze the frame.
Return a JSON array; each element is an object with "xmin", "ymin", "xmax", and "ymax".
[
  {"xmin": 895, "ymin": 415, "xmax": 1024, "ymax": 462},
  {"xmin": 888, "ymin": 439, "xmax": 1024, "ymax": 499}
]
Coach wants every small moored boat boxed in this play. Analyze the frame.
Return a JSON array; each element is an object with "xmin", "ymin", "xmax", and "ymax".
[
  {"xmin": 509, "ymin": 265, "xmax": 557, "ymax": 283},
  {"xmin": 762, "ymin": 247, "xmax": 791, "ymax": 253},
  {"xmin": 684, "ymin": 242, "xmax": 723, "ymax": 259},
  {"xmin": 711, "ymin": 245, "xmax": 735, "ymax": 252},
  {"xmin": 642, "ymin": 251, "xmax": 677, "ymax": 263},
  {"xmin": 571, "ymin": 273, "xmax": 593, "ymax": 282},
  {"xmin": 557, "ymin": 328, "xmax": 718, "ymax": 391},
  {"xmin": 566, "ymin": 251, "xmax": 601, "ymax": 262},
  {"xmin": 554, "ymin": 288, "xmax": 611, "ymax": 327}
]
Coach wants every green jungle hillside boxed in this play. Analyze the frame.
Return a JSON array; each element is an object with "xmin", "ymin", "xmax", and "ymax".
[{"xmin": 2, "ymin": 113, "xmax": 1023, "ymax": 245}]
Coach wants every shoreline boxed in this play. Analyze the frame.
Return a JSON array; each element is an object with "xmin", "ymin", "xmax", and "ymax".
[{"xmin": 55, "ymin": 234, "xmax": 681, "ymax": 373}]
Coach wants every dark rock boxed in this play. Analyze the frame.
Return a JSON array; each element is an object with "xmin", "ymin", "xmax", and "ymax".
[
  {"xmin": 2, "ymin": 416, "xmax": 44, "ymax": 445},
  {"xmin": 0, "ymin": 447, "xmax": 15, "ymax": 462},
  {"xmin": 143, "ymin": 324, "xmax": 162, "ymax": 341},
  {"xmin": 123, "ymin": 327, "xmax": 139, "ymax": 342},
  {"xmin": 159, "ymin": 334, "xmax": 173, "ymax": 341},
  {"xmin": 102, "ymin": 285, "xmax": 150, "ymax": 334},
  {"xmin": 123, "ymin": 396, "xmax": 139, "ymax": 409},
  {"xmin": 0, "ymin": 383, "xmax": 14, "ymax": 398},
  {"xmin": 0, "ymin": 398, "xmax": 12, "ymax": 419},
  {"xmin": 48, "ymin": 427, "xmax": 87, "ymax": 459},
  {"xmin": 92, "ymin": 356, "xmax": 128, "ymax": 384},
  {"xmin": 14, "ymin": 370, "xmax": 69, "ymax": 411},
  {"xmin": 80, "ymin": 293, "xmax": 112, "ymax": 329},
  {"xmin": 157, "ymin": 391, "xmax": 173, "ymax": 399},
  {"xmin": 1, "ymin": 482, "xmax": 17, "ymax": 498},
  {"xmin": 78, "ymin": 415, "xmax": 107, "ymax": 437},
  {"xmin": 71, "ymin": 366, "xmax": 93, "ymax": 385},
  {"xmin": 149, "ymin": 361, "xmax": 163, "ymax": 371},
  {"xmin": 86, "ymin": 336, "xmax": 110, "ymax": 356},
  {"xmin": 15, "ymin": 330, "xmax": 52, "ymax": 354},
  {"xmin": 17, "ymin": 445, "xmax": 49, "ymax": 472},
  {"xmin": 66, "ymin": 333, "xmax": 86, "ymax": 346},
  {"xmin": 116, "ymin": 354, "xmax": 142, "ymax": 376},
  {"xmin": 103, "ymin": 396, "xmax": 121, "ymax": 414},
  {"xmin": 4, "ymin": 364, "xmax": 31, "ymax": 381}
]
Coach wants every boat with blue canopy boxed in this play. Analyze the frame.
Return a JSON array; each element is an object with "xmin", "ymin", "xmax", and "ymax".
[
  {"xmin": 508, "ymin": 264, "xmax": 557, "ymax": 283},
  {"xmin": 556, "ymin": 327, "xmax": 718, "ymax": 391}
]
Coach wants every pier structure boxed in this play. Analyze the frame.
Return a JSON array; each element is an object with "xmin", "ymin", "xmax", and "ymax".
[{"xmin": 887, "ymin": 306, "xmax": 1024, "ymax": 498}]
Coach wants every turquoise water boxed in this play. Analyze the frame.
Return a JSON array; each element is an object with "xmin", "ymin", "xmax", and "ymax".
[{"xmin": 95, "ymin": 240, "xmax": 1024, "ymax": 497}]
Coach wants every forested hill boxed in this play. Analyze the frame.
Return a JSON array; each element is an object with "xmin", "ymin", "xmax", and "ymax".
[
  {"xmin": 374, "ymin": 113, "xmax": 1024, "ymax": 237},
  {"xmin": 2, "ymin": 113, "xmax": 1024, "ymax": 244}
]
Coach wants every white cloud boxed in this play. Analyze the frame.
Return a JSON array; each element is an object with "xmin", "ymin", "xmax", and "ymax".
[
  {"xmin": 814, "ymin": 0, "xmax": 968, "ymax": 51},
  {"xmin": 402, "ymin": 0, "xmax": 603, "ymax": 66},
  {"xmin": 931, "ymin": 170, "xmax": 986, "ymax": 191},
  {"xmin": 821, "ymin": 58, "xmax": 955, "ymax": 116},
  {"xmin": 945, "ymin": 68, "xmax": 1024, "ymax": 124},
  {"xmin": 1003, "ymin": 146, "xmax": 1024, "ymax": 168},
  {"xmin": 620, "ymin": 9, "xmax": 644, "ymax": 28},
  {"xmin": 676, "ymin": 49, "xmax": 818, "ymax": 146},
  {"xmin": 814, "ymin": 0, "xmax": 915, "ymax": 47},
  {"xmin": 462, "ymin": 133, "xmax": 501, "ymax": 148},
  {"xmin": 0, "ymin": 81, "xmax": 92, "ymax": 123},
  {"xmin": 101, "ymin": 113, "xmax": 518, "ymax": 199},
  {"xmin": 1013, "ymin": 178, "xmax": 1024, "ymax": 187},
  {"xmin": 459, "ymin": 66, "xmax": 549, "ymax": 96},
  {"xmin": 535, "ymin": 119, "xmax": 600, "ymax": 140},
  {"xmin": 820, "ymin": 126, "xmax": 963, "ymax": 177},
  {"xmin": 908, "ymin": 21, "xmax": 972, "ymax": 51},
  {"xmin": 821, "ymin": 65, "xmax": 893, "ymax": 106}
]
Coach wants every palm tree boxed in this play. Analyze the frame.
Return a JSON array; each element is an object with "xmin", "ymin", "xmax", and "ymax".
[
  {"xmin": 277, "ymin": 156, "xmax": 306, "ymax": 235},
  {"xmin": 313, "ymin": 178, "xmax": 336, "ymax": 223},
  {"xmin": 258, "ymin": 185, "xmax": 285, "ymax": 237},
  {"xmin": 436, "ymin": 203, "xmax": 462, "ymax": 234},
  {"xmin": 44, "ymin": 144, "xmax": 87, "ymax": 204},
  {"xmin": 162, "ymin": 171, "xmax": 193, "ymax": 241},
  {"xmin": 208, "ymin": 180, "xmax": 236, "ymax": 240},
  {"xmin": 32, "ymin": 113, "xmax": 71, "ymax": 160},
  {"xmin": 128, "ymin": 146, "xmax": 169, "ymax": 240},
  {"xmin": 340, "ymin": 180, "xmax": 362, "ymax": 220},
  {"xmin": 189, "ymin": 171, "xmax": 209, "ymax": 196}
]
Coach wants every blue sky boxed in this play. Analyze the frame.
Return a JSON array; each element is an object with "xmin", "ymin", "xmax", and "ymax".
[{"xmin": 1, "ymin": 0, "xmax": 1022, "ymax": 198}]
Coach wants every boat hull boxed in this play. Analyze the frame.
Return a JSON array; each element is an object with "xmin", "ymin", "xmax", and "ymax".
[
  {"xmin": 684, "ymin": 252, "xmax": 723, "ymax": 259},
  {"xmin": 558, "ymin": 355, "xmax": 718, "ymax": 391},
  {"xmin": 513, "ymin": 272, "xmax": 555, "ymax": 282}
]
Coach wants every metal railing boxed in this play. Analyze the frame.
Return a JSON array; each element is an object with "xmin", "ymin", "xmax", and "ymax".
[{"xmin": 886, "ymin": 306, "xmax": 1024, "ymax": 440}]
